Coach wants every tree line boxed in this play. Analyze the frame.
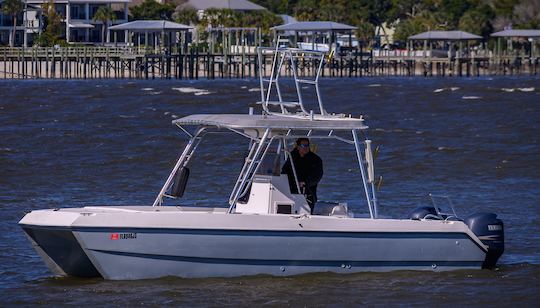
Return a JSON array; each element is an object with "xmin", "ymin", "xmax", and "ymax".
[
  {"xmin": 252, "ymin": 0, "xmax": 539, "ymax": 42},
  {"xmin": 132, "ymin": 0, "xmax": 539, "ymax": 45},
  {"xmin": 2, "ymin": 0, "xmax": 538, "ymax": 47}
]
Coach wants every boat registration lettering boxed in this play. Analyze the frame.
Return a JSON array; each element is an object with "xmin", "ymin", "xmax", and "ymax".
[{"xmin": 110, "ymin": 233, "xmax": 137, "ymax": 240}]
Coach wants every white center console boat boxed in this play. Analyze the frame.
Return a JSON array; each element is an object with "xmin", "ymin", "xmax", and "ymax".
[{"xmin": 19, "ymin": 48, "xmax": 504, "ymax": 280}]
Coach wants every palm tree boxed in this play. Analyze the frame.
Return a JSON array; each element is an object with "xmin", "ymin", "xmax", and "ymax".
[
  {"xmin": 92, "ymin": 6, "xmax": 117, "ymax": 45},
  {"xmin": 2, "ymin": 0, "xmax": 24, "ymax": 47},
  {"xmin": 174, "ymin": 6, "xmax": 198, "ymax": 25}
]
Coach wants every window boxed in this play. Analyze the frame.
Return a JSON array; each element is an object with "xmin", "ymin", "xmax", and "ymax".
[{"xmin": 70, "ymin": 4, "xmax": 86, "ymax": 20}]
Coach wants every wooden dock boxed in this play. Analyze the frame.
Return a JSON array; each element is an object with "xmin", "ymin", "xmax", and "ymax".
[{"xmin": 1, "ymin": 47, "xmax": 538, "ymax": 79}]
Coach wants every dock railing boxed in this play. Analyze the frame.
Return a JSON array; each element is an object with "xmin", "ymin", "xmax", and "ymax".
[{"xmin": 0, "ymin": 46, "xmax": 147, "ymax": 57}]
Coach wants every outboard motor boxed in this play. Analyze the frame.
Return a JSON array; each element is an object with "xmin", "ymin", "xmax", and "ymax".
[
  {"xmin": 464, "ymin": 213, "xmax": 504, "ymax": 268},
  {"xmin": 409, "ymin": 206, "xmax": 440, "ymax": 220}
]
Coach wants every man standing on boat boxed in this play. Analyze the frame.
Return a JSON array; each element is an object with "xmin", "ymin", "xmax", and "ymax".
[{"xmin": 282, "ymin": 138, "xmax": 324, "ymax": 214}]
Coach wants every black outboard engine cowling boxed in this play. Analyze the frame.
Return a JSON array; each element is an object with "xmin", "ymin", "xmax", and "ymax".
[{"xmin": 464, "ymin": 212, "xmax": 504, "ymax": 268}]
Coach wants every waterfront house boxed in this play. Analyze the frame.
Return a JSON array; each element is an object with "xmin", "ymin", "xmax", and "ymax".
[
  {"xmin": 0, "ymin": 0, "xmax": 41, "ymax": 46},
  {"xmin": 1, "ymin": 0, "xmax": 130, "ymax": 46}
]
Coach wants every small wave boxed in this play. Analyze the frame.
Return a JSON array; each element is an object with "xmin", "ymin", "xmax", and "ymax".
[
  {"xmin": 462, "ymin": 96, "xmax": 481, "ymax": 100},
  {"xmin": 119, "ymin": 115, "xmax": 136, "ymax": 118},
  {"xmin": 148, "ymin": 91, "xmax": 162, "ymax": 95},
  {"xmin": 141, "ymin": 88, "xmax": 154, "ymax": 91},
  {"xmin": 433, "ymin": 87, "xmax": 458, "ymax": 93},
  {"xmin": 172, "ymin": 87, "xmax": 209, "ymax": 94},
  {"xmin": 194, "ymin": 91, "xmax": 212, "ymax": 96},
  {"xmin": 518, "ymin": 87, "xmax": 535, "ymax": 92},
  {"xmin": 248, "ymin": 88, "xmax": 260, "ymax": 92},
  {"xmin": 367, "ymin": 84, "xmax": 381, "ymax": 87},
  {"xmin": 501, "ymin": 88, "xmax": 515, "ymax": 92},
  {"xmin": 241, "ymin": 86, "xmax": 248, "ymax": 89}
]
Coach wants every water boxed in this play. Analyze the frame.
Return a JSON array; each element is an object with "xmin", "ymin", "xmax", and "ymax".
[{"xmin": 1, "ymin": 77, "xmax": 539, "ymax": 305}]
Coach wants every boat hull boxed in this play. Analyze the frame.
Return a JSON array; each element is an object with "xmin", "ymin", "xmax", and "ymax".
[{"xmin": 20, "ymin": 206, "xmax": 488, "ymax": 280}]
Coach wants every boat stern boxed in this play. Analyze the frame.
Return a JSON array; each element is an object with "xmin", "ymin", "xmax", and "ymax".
[{"xmin": 464, "ymin": 212, "xmax": 505, "ymax": 268}]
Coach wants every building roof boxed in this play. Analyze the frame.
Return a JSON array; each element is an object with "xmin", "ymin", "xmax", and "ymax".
[
  {"xmin": 409, "ymin": 31, "xmax": 482, "ymax": 40},
  {"xmin": 108, "ymin": 20, "xmax": 193, "ymax": 32},
  {"xmin": 69, "ymin": 21, "xmax": 95, "ymax": 29},
  {"xmin": 173, "ymin": 114, "xmax": 367, "ymax": 131},
  {"xmin": 27, "ymin": 0, "xmax": 131, "ymax": 3},
  {"xmin": 271, "ymin": 21, "xmax": 357, "ymax": 32},
  {"xmin": 491, "ymin": 29, "xmax": 540, "ymax": 37},
  {"xmin": 279, "ymin": 14, "xmax": 297, "ymax": 25},
  {"xmin": 181, "ymin": 0, "xmax": 266, "ymax": 11}
]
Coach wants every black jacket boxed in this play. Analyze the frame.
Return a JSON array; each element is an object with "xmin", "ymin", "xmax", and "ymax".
[{"xmin": 281, "ymin": 149, "xmax": 323, "ymax": 200}]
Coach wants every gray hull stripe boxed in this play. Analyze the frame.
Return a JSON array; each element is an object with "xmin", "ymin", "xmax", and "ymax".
[{"xmin": 91, "ymin": 249, "xmax": 483, "ymax": 268}]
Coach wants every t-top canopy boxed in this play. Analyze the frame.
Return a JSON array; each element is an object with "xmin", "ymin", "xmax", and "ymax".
[
  {"xmin": 108, "ymin": 20, "xmax": 193, "ymax": 32},
  {"xmin": 409, "ymin": 31, "xmax": 482, "ymax": 40},
  {"xmin": 173, "ymin": 114, "xmax": 367, "ymax": 131},
  {"xmin": 272, "ymin": 21, "xmax": 357, "ymax": 32},
  {"xmin": 491, "ymin": 29, "xmax": 540, "ymax": 38}
]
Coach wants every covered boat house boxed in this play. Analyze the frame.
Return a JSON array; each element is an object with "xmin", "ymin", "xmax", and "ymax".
[
  {"xmin": 271, "ymin": 21, "xmax": 357, "ymax": 54},
  {"xmin": 491, "ymin": 29, "xmax": 540, "ymax": 61},
  {"xmin": 108, "ymin": 20, "xmax": 193, "ymax": 54},
  {"xmin": 407, "ymin": 30, "xmax": 483, "ymax": 59}
]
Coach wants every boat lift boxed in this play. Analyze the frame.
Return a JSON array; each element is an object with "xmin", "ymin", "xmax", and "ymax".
[{"xmin": 152, "ymin": 47, "xmax": 378, "ymax": 218}]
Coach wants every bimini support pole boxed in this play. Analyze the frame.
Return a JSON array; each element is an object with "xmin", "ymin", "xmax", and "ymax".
[
  {"xmin": 152, "ymin": 127, "xmax": 205, "ymax": 206},
  {"xmin": 228, "ymin": 128, "xmax": 271, "ymax": 213},
  {"xmin": 352, "ymin": 129, "xmax": 375, "ymax": 218}
]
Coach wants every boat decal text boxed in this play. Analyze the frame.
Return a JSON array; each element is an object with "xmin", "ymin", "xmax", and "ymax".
[{"xmin": 110, "ymin": 233, "xmax": 137, "ymax": 240}]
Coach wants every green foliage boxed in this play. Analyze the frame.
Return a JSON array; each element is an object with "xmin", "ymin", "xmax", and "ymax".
[
  {"xmin": 93, "ymin": 6, "xmax": 117, "ymax": 45},
  {"xmin": 393, "ymin": 12, "xmax": 437, "ymax": 42},
  {"xmin": 173, "ymin": 6, "xmax": 199, "ymax": 25},
  {"xmin": 513, "ymin": 0, "xmax": 540, "ymax": 29},
  {"xmin": 492, "ymin": 0, "xmax": 520, "ymax": 18},
  {"xmin": 198, "ymin": 8, "xmax": 281, "ymax": 34},
  {"xmin": 129, "ymin": 0, "xmax": 176, "ymax": 20},
  {"xmin": 1, "ymin": 0, "xmax": 24, "ymax": 47},
  {"xmin": 458, "ymin": 5, "xmax": 495, "ymax": 36},
  {"xmin": 129, "ymin": 0, "xmax": 539, "ymax": 47},
  {"xmin": 1, "ymin": 0, "xmax": 23, "ymax": 15},
  {"xmin": 93, "ymin": 6, "xmax": 117, "ymax": 24},
  {"xmin": 36, "ymin": 0, "xmax": 65, "ymax": 47}
]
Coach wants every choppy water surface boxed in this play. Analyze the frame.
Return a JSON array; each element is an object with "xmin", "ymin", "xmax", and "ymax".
[{"xmin": 1, "ymin": 77, "xmax": 539, "ymax": 305}]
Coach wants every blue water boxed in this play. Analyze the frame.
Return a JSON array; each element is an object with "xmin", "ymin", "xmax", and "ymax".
[{"xmin": 1, "ymin": 77, "xmax": 539, "ymax": 305}]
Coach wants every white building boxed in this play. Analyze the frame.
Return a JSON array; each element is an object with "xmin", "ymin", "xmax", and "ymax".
[
  {"xmin": 0, "ymin": 0, "xmax": 40, "ymax": 46},
  {"xmin": 1, "ymin": 0, "xmax": 130, "ymax": 46}
]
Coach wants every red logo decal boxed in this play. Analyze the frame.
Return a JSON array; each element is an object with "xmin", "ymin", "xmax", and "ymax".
[{"xmin": 110, "ymin": 233, "xmax": 119, "ymax": 240}]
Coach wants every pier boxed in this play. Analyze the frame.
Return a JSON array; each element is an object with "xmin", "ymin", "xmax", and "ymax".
[{"xmin": 1, "ymin": 46, "xmax": 538, "ymax": 79}]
